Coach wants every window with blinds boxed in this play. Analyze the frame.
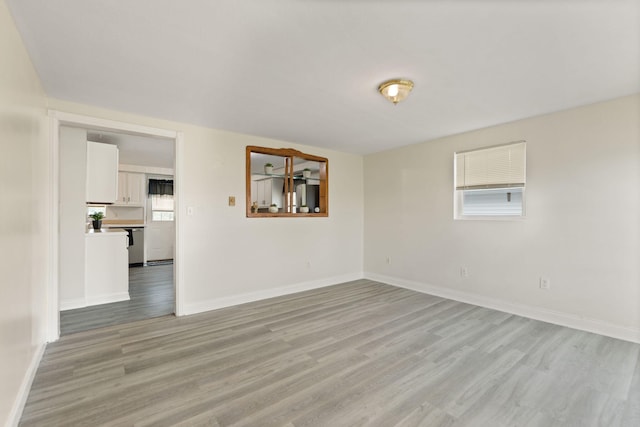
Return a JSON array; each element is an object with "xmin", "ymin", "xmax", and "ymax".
[
  {"xmin": 454, "ymin": 141, "xmax": 526, "ymax": 218},
  {"xmin": 151, "ymin": 194, "xmax": 175, "ymax": 221},
  {"xmin": 148, "ymin": 178, "xmax": 175, "ymax": 221}
]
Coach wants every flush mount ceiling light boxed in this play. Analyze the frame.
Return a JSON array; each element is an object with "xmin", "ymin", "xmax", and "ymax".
[{"xmin": 378, "ymin": 79, "xmax": 414, "ymax": 105}]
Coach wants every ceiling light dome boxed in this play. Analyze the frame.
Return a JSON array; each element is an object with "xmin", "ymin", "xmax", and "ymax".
[{"xmin": 378, "ymin": 79, "xmax": 414, "ymax": 105}]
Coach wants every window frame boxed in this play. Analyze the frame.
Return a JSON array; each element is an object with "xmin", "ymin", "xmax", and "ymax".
[
  {"xmin": 148, "ymin": 176, "xmax": 175, "ymax": 222},
  {"xmin": 454, "ymin": 141, "xmax": 527, "ymax": 220},
  {"xmin": 246, "ymin": 146, "xmax": 329, "ymax": 218}
]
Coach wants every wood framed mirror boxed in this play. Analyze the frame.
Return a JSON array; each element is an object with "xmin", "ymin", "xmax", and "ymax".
[{"xmin": 246, "ymin": 146, "xmax": 328, "ymax": 217}]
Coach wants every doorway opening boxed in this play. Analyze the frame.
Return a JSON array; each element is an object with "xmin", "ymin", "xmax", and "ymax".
[{"xmin": 48, "ymin": 111, "xmax": 183, "ymax": 341}]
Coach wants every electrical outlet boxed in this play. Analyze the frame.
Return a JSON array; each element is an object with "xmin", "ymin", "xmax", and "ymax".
[
  {"xmin": 460, "ymin": 267, "xmax": 468, "ymax": 278},
  {"xmin": 539, "ymin": 277, "xmax": 551, "ymax": 290},
  {"xmin": 228, "ymin": 196, "xmax": 235, "ymax": 206}
]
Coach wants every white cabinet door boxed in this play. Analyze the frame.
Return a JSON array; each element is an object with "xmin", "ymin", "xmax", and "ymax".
[
  {"xmin": 86, "ymin": 141, "xmax": 118, "ymax": 203},
  {"xmin": 264, "ymin": 181, "xmax": 273, "ymax": 207},
  {"xmin": 117, "ymin": 171, "xmax": 128, "ymax": 204},
  {"xmin": 116, "ymin": 172, "xmax": 145, "ymax": 205},
  {"xmin": 257, "ymin": 180, "xmax": 267, "ymax": 207},
  {"xmin": 127, "ymin": 173, "xmax": 145, "ymax": 205},
  {"xmin": 251, "ymin": 181, "xmax": 258, "ymax": 205},
  {"xmin": 253, "ymin": 178, "xmax": 287, "ymax": 208},
  {"xmin": 255, "ymin": 178, "xmax": 285, "ymax": 208},
  {"xmin": 268, "ymin": 178, "xmax": 283, "ymax": 208}
]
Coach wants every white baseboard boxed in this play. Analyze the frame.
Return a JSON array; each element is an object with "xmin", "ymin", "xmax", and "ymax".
[
  {"xmin": 6, "ymin": 343, "xmax": 46, "ymax": 427},
  {"xmin": 60, "ymin": 292, "xmax": 130, "ymax": 311},
  {"xmin": 59, "ymin": 298, "xmax": 86, "ymax": 311},
  {"xmin": 86, "ymin": 292, "xmax": 130, "ymax": 307},
  {"xmin": 365, "ymin": 272, "xmax": 640, "ymax": 344},
  {"xmin": 183, "ymin": 272, "xmax": 364, "ymax": 316}
]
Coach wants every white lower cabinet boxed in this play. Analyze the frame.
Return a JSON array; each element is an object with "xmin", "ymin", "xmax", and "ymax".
[{"xmin": 85, "ymin": 230, "xmax": 129, "ymax": 306}]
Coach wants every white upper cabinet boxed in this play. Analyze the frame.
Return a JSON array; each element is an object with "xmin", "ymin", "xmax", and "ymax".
[
  {"xmin": 254, "ymin": 177, "xmax": 283, "ymax": 208},
  {"xmin": 86, "ymin": 141, "xmax": 118, "ymax": 204},
  {"xmin": 116, "ymin": 171, "xmax": 145, "ymax": 205}
]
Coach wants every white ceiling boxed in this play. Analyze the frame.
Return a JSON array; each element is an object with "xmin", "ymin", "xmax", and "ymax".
[{"xmin": 7, "ymin": 0, "xmax": 639, "ymax": 154}]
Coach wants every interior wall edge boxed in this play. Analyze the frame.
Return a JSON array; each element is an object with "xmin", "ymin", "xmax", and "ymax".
[{"xmin": 365, "ymin": 272, "xmax": 640, "ymax": 345}]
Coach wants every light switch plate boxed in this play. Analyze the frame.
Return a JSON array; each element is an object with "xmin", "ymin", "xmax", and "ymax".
[{"xmin": 228, "ymin": 196, "xmax": 235, "ymax": 206}]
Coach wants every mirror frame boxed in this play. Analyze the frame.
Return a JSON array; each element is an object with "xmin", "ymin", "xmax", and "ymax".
[{"xmin": 246, "ymin": 146, "xmax": 329, "ymax": 217}]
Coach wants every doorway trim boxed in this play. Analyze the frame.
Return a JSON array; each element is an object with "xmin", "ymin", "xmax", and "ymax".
[{"xmin": 47, "ymin": 110, "xmax": 184, "ymax": 342}]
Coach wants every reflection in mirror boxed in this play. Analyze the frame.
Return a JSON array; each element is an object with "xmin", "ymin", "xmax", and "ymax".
[
  {"xmin": 250, "ymin": 153, "xmax": 287, "ymax": 212},
  {"xmin": 250, "ymin": 153, "xmax": 286, "ymax": 176},
  {"xmin": 292, "ymin": 157, "xmax": 321, "ymax": 213},
  {"xmin": 246, "ymin": 146, "xmax": 328, "ymax": 217}
]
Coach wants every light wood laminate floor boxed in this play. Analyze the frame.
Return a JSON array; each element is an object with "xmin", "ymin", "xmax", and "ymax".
[
  {"xmin": 22, "ymin": 280, "xmax": 640, "ymax": 426},
  {"xmin": 60, "ymin": 264, "xmax": 174, "ymax": 335}
]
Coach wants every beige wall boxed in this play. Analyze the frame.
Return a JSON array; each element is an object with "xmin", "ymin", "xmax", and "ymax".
[
  {"xmin": 2, "ymin": 0, "xmax": 638, "ymax": 423},
  {"xmin": 0, "ymin": 0, "xmax": 49, "ymax": 424},
  {"xmin": 364, "ymin": 94, "xmax": 640, "ymax": 341},
  {"xmin": 47, "ymin": 98, "xmax": 365, "ymax": 314}
]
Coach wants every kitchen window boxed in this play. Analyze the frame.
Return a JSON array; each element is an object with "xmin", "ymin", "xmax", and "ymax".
[
  {"xmin": 151, "ymin": 195, "xmax": 174, "ymax": 221},
  {"xmin": 87, "ymin": 206, "xmax": 106, "ymax": 218},
  {"xmin": 149, "ymin": 178, "xmax": 174, "ymax": 221},
  {"xmin": 454, "ymin": 141, "xmax": 526, "ymax": 219}
]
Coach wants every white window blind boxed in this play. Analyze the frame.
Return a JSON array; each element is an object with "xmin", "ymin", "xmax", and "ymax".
[
  {"xmin": 151, "ymin": 194, "xmax": 174, "ymax": 211},
  {"xmin": 455, "ymin": 142, "xmax": 526, "ymax": 190},
  {"xmin": 151, "ymin": 194, "xmax": 175, "ymax": 221}
]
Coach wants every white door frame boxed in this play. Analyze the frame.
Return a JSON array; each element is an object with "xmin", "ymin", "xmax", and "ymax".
[{"xmin": 47, "ymin": 110, "xmax": 184, "ymax": 342}]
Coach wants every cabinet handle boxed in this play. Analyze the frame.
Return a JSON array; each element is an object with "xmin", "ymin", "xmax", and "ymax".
[{"xmin": 127, "ymin": 196, "xmax": 130, "ymax": 202}]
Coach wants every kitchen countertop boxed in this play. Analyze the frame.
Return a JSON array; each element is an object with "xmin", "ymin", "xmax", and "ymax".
[
  {"xmin": 86, "ymin": 228, "xmax": 128, "ymax": 235},
  {"xmin": 101, "ymin": 219, "xmax": 145, "ymax": 228}
]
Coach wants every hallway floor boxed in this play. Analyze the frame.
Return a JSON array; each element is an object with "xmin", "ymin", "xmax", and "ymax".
[{"xmin": 60, "ymin": 263, "xmax": 174, "ymax": 335}]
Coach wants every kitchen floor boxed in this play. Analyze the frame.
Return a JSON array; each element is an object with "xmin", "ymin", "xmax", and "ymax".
[{"xmin": 59, "ymin": 263, "xmax": 174, "ymax": 335}]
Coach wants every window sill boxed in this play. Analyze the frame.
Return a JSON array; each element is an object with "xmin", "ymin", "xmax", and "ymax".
[{"xmin": 454, "ymin": 215, "xmax": 526, "ymax": 221}]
